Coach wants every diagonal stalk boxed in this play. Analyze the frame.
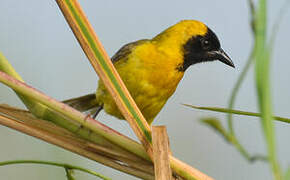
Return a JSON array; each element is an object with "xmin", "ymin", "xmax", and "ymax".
[
  {"xmin": 254, "ymin": 0, "xmax": 282, "ymax": 179},
  {"xmin": 0, "ymin": 113, "xmax": 154, "ymax": 179},
  {"xmin": 55, "ymin": 0, "xmax": 153, "ymax": 158}
]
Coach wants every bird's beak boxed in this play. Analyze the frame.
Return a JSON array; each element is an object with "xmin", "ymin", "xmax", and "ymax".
[{"xmin": 211, "ymin": 49, "xmax": 235, "ymax": 68}]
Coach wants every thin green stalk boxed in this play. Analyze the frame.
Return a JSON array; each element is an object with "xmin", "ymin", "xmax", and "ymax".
[
  {"xmin": 0, "ymin": 160, "xmax": 111, "ymax": 180},
  {"xmin": 256, "ymin": 51, "xmax": 281, "ymax": 179},
  {"xmin": 227, "ymin": 50, "xmax": 255, "ymax": 135},
  {"xmin": 255, "ymin": 0, "xmax": 282, "ymax": 179},
  {"xmin": 65, "ymin": 168, "xmax": 76, "ymax": 180},
  {"xmin": 183, "ymin": 104, "xmax": 290, "ymax": 124},
  {"xmin": 227, "ymin": 0, "xmax": 256, "ymax": 135}
]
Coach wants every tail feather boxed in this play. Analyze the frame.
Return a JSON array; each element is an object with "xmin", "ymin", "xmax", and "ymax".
[{"xmin": 62, "ymin": 93, "xmax": 99, "ymax": 114}]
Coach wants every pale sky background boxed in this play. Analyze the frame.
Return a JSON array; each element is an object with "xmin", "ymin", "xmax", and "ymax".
[{"xmin": 0, "ymin": 1, "xmax": 290, "ymax": 180}]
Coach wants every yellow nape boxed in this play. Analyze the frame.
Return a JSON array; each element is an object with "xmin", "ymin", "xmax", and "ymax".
[{"xmin": 153, "ymin": 20, "xmax": 208, "ymax": 47}]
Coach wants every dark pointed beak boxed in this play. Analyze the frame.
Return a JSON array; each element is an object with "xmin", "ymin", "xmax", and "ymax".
[{"xmin": 212, "ymin": 49, "xmax": 235, "ymax": 68}]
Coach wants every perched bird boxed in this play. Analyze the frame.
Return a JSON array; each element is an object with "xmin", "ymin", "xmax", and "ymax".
[{"xmin": 64, "ymin": 20, "xmax": 234, "ymax": 125}]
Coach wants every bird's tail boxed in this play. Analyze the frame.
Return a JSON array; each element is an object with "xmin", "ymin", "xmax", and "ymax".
[{"xmin": 62, "ymin": 93, "xmax": 99, "ymax": 114}]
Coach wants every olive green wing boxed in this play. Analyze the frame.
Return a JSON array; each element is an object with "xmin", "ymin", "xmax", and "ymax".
[
  {"xmin": 62, "ymin": 93, "xmax": 97, "ymax": 112},
  {"xmin": 111, "ymin": 39, "xmax": 148, "ymax": 63}
]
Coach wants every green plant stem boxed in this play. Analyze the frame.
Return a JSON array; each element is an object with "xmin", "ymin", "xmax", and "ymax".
[
  {"xmin": 255, "ymin": 0, "xmax": 282, "ymax": 179},
  {"xmin": 0, "ymin": 160, "xmax": 110, "ymax": 180},
  {"xmin": 183, "ymin": 105, "xmax": 290, "ymax": 124},
  {"xmin": 65, "ymin": 168, "xmax": 76, "ymax": 180},
  {"xmin": 226, "ymin": 0, "xmax": 257, "ymax": 161},
  {"xmin": 248, "ymin": 0, "xmax": 256, "ymax": 32},
  {"xmin": 227, "ymin": 50, "xmax": 255, "ymax": 135}
]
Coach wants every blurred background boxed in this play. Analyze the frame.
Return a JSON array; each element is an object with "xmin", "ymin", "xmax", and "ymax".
[{"xmin": 0, "ymin": 1, "xmax": 289, "ymax": 180}]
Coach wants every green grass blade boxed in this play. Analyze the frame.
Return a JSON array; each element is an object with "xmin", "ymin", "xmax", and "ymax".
[
  {"xmin": 227, "ymin": 51, "xmax": 255, "ymax": 134},
  {"xmin": 201, "ymin": 118, "xmax": 231, "ymax": 142},
  {"xmin": 183, "ymin": 104, "xmax": 290, "ymax": 124},
  {"xmin": 254, "ymin": 0, "xmax": 282, "ymax": 179}
]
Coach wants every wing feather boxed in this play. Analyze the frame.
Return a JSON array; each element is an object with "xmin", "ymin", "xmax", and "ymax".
[{"xmin": 111, "ymin": 39, "xmax": 148, "ymax": 63}]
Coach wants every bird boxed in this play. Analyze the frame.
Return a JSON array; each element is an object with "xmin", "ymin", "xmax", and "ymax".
[{"xmin": 64, "ymin": 20, "xmax": 234, "ymax": 125}]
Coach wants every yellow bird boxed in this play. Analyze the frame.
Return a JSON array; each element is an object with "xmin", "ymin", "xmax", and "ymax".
[{"xmin": 64, "ymin": 20, "xmax": 234, "ymax": 125}]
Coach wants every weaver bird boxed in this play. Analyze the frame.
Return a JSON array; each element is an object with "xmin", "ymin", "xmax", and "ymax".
[{"xmin": 64, "ymin": 20, "xmax": 234, "ymax": 125}]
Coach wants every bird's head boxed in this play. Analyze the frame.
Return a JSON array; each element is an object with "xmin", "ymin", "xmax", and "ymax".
[{"xmin": 153, "ymin": 20, "xmax": 235, "ymax": 71}]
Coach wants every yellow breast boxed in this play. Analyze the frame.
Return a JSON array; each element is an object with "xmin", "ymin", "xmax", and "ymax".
[{"xmin": 96, "ymin": 41, "xmax": 184, "ymax": 124}]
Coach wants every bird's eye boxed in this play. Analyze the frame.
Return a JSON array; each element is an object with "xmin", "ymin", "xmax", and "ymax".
[{"xmin": 201, "ymin": 39, "xmax": 210, "ymax": 50}]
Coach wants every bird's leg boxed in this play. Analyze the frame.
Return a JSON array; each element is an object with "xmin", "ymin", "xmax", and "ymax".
[
  {"xmin": 87, "ymin": 105, "xmax": 103, "ymax": 137},
  {"xmin": 74, "ymin": 105, "xmax": 103, "ymax": 136},
  {"xmin": 172, "ymin": 172, "xmax": 183, "ymax": 180},
  {"xmin": 74, "ymin": 114, "xmax": 91, "ymax": 134},
  {"xmin": 92, "ymin": 105, "xmax": 103, "ymax": 119}
]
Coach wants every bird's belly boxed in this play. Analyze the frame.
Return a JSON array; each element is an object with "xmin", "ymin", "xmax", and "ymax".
[
  {"xmin": 97, "ymin": 81, "xmax": 172, "ymax": 124},
  {"xmin": 96, "ymin": 71, "xmax": 180, "ymax": 124},
  {"xmin": 132, "ymin": 83, "xmax": 171, "ymax": 123},
  {"xmin": 96, "ymin": 63, "xmax": 184, "ymax": 124}
]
